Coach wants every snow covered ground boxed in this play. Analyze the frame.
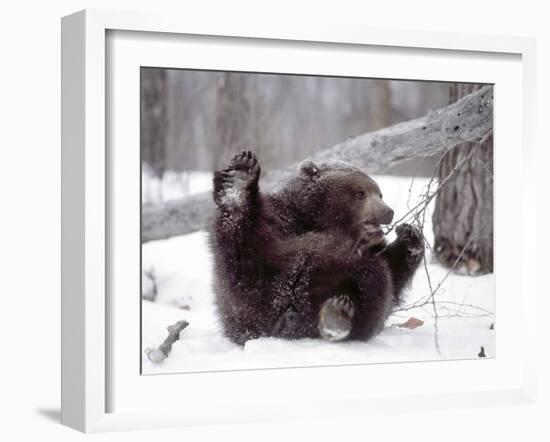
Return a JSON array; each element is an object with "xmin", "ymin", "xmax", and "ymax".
[{"xmin": 141, "ymin": 174, "xmax": 494, "ymax": 374}]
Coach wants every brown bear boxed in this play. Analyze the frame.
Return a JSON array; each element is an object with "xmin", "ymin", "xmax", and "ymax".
[{"xmin": 209, "ymin": 151, "xmax": 424, "ymax": 345}]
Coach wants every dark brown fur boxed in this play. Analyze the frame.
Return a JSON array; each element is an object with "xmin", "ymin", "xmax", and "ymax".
[{"xmin": 209, "ymin": 151, "xmax": 423, "ymax": 345}]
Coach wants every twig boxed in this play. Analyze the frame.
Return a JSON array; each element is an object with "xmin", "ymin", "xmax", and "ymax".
[
  {"xmin": 422, "ymin": 249, "xmax": 441, "ymax": 354},
  {"xmin": 437, "ymin": 301, "xmax": 493, "ymax": 315},
  {"xmin": 472, "ymin": 155, "xmax": 494, "ymax": 180},
  {"xmin": 384, "ymin": 143, "xmax": 481, "ymax": 235},
  {"xmin": 393, "ymin": 233, "xmax": 491, "ymax": 314},
  {"xmin": 144, "ymin": 320, "xmax": 189, "ymax": 363}
]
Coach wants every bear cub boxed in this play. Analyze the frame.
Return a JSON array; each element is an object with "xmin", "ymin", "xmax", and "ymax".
[{"xmin": 209, "ymin": 151, "xmax": 424, "ymax": 345}]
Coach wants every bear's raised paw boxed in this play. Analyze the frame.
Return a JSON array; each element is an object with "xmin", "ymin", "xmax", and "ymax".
[{"xmin": 214, "ymin": 150, "xmax": 261, "ymax": 206}]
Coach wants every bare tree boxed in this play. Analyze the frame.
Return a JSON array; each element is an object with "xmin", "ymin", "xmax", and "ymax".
[
  {"xmin": 212, "ymin": 73, "xmax": 252, "ymax": 170},
  {"xmin": 141, "ymin": 68, "xmax": 168, "ymax": 179},
  {"xmin": 369, "ymin": 79, "xmax": 391, "ymax": 129},
  {"xmin": 432, "ymin": 84, "xmax": 493, "ymax": 274}
]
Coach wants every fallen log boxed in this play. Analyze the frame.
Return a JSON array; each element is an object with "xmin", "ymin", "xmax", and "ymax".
[{"xmin": 142, "ymin": 85, "xmax": 492, "ymax": 243}]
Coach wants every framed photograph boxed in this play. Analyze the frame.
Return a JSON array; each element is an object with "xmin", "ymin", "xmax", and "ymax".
[{"xmin": 61, "ymin": 9, "xmax": 537, "ymax": 432}]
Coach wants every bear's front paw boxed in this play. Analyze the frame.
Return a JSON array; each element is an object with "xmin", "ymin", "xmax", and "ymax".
[
  {"xmin": 354, "ymin": 224, "xmax": 385, "ymax": 257},
  {"xmin": 395, "ymin": 223, "xmax": 424, "ymax": 267},
  {"xmin": 214, "ymin": 150, "xmax": 261, "ymax": 205},
  {"xmin": 227, "ymin": 150, "xmax": 261, "ymax": 189}
]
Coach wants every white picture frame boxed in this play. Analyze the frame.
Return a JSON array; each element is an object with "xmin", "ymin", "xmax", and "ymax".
[{"xmin": 61, "ymin": 9, "xmax": 537, "ymax": 433}]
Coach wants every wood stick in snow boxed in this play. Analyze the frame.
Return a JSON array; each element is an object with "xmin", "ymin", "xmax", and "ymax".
[{"xmin": 144, "ymin": 319, "xmax": 189, "ymax": 363}]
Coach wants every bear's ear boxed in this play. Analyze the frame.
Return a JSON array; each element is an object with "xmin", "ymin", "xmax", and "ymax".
[{"xmin": 299, "ymin": 160, "xmax": 320, "ymax": 179}]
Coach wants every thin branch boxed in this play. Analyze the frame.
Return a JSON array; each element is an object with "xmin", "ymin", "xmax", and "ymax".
[{"xmin": 384, "ymin": 144, "xmax": 481, "ymax": 235}]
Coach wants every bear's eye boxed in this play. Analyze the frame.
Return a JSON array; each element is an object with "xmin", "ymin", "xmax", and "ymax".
[{"xmin": 356, "ymin": 191, "xmax": 366, "ymax": 200}]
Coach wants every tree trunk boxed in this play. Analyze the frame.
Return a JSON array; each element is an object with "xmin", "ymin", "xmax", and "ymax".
[
  {"xmin": 432, "ymin": 84, "xmax": 493, "ymax": 274},
  {"xmin": 212, "ymin": 73, "xmax": 251, "ymax": 169},
  {"xmin": 369, "ymin": 80, "xmax": 391, "ymax": 130},
  {"xmin": 141, "ymin": 68, "xmax": 168, "ymax": 179}
]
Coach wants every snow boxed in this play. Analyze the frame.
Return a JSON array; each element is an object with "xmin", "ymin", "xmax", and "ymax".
[
  {"xmin": 142, "ymin": 169, "xmax": 212, "ymax": 204},
  {"xmin": 142, "ymin": 174, "xmax": 494, "ymax": 374},
  {"xmin": 219, "ymin": 186, "xmax": 245, "ymax": 208}
]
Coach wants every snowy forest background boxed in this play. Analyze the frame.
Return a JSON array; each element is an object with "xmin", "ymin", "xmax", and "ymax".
[
  {"xmin": 140, "ymin": 68, "xmax": 494, "ymax": 374},
  {"xmin": 141, "ymin": 69, "xmax": 450, "ymax": 200}
]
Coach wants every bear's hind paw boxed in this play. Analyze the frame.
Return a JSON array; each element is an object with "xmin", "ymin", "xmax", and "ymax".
[{"xmin": 319, "ymin": 295, "xmax": 355, "ymax": 342}]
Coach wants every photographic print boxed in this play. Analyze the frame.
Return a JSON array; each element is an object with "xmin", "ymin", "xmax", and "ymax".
[{"xmin": 140, "ymin": 68, "xmax": 494, "ymax": 374}]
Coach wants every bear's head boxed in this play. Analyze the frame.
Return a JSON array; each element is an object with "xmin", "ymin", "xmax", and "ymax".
[{"xmin": 285, "ymin": 160, "xmax": 394, "ymax": 236}]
